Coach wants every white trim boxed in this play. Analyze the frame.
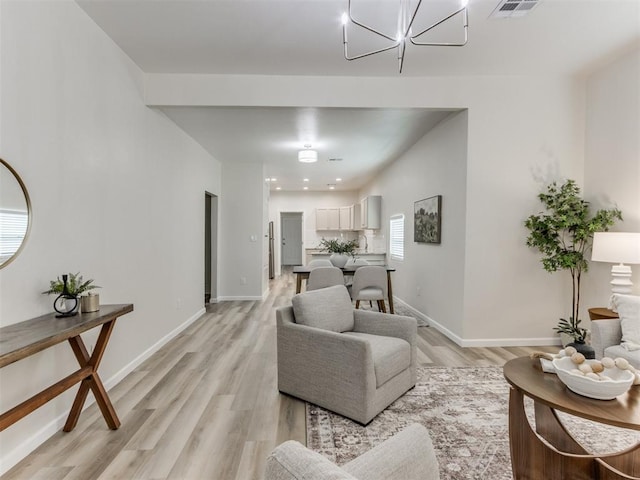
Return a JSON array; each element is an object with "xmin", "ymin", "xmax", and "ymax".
[
  {"xmin": 0, "ymin": 307, "xmax": 206, "ymax": 476},
  {"xmin": 393, "ymin": 297, "xmax": 562, "ymax": 348}
]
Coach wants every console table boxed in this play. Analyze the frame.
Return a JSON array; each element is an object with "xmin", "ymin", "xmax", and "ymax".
[
  {"xmin": 504, "ymin": 356, "xmax": 639, "ymax": 480},
  {"xmin": 0, "ymin": 304, "xmax": 134, "ymax": 432}
]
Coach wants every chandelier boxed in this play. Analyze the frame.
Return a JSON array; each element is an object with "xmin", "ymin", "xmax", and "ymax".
[{"xmin": 342, "ymin": 0, "xmax": 469, "ymax": 73}]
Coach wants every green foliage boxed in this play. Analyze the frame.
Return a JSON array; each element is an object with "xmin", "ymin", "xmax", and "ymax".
[
  {"xmin": 554, "ymin": 317, "xmax": 588, "ymax": 343},
  {"xmin": 318, "ymin": 238, "xmax": 359, "ymax": 256},
  {"xmin": 42, "ymin": 272, "xmax": 100, "ymax": 296},
  {"xmin": 524, "ymin": 180, "xmax": 622, "ymax": 340}
]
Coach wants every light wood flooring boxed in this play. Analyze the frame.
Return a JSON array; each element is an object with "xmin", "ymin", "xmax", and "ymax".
[{"xmin": 2, "ymin": 270, "xmax": 555, "ymax": 480}]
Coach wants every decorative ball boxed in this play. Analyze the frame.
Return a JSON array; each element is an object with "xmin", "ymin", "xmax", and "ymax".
[
  {"xmin": 585, "ymin": 372, "xmax": 600, "ymax": 380},
  {"xmin": 557, "ymin": 349, "xmax": 566, "ymax": 358},
  {"xmin": 601, "ymin": 357, "xmax": 615, "ymax": 369},
  {"xmin": 564, "ymin": 346, "xmax": 577, "ymax": 356},
  {"xmin": 591, "ymin": 362, "xmax": 604, "ymax": 374},
  {"xmin": 578, "ymin": 363, "xmax": 593, "ymax": 374},
  {"xmin": 634, "ymin": 373, "xmax": 640, "ymax": 386},
  {"xmin": 571, "ymin": 352, "xmax": 586, "ymax": 365},
  {"xmin": 615, "ymin": 358, "xmax": 630, "ymax": 370}
]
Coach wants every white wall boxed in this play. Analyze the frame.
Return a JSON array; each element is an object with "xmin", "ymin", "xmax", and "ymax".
[
  {"xmin": 361, "ymin": 111, "xmax": 468, "ymax": 339},
  {"xmin": 0, "ymin": 1, "xmax": 221, "ymax": 472},
  {"xmin": 583, "ymin": 48, "xmax": 640, "ymax": 309},
  {"xmin": 219, "ymin": 162, "xmax": 266, "ymax": 299},
  {"xmin": 147, "ymin": 73, "xmax": 585, "ymax": 345}
]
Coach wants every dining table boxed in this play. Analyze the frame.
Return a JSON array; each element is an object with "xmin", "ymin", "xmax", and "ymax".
[{"xmin": 292, "ymin": 265, "xmax": 396, "ymax": 314}]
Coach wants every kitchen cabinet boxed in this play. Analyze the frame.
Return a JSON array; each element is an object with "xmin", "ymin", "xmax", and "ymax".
[
  {"xmin": 316, "ymin": 208, "xmax": 340, "ymax": 230},
  {"xmin": 339, "ymin": 207, "xmax": 351, "ymax": 230},
  {"xmin": 359, "ymin": 195, "xmax": 382, "ymax": 229}
]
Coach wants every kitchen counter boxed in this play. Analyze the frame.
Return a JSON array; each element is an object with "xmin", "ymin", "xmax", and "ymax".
[{"xmin": 305, "ymin": 250, "xmax": 387, "ymax": 265}]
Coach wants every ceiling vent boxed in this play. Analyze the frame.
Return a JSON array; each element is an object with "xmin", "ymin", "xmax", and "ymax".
[
  {"xmin": 490, "ymin": 0, "xmax": 539, "ymax": 18},
  {"xmin": 328, "ymin": 158, "xmax": 343, "ymax": 162}
]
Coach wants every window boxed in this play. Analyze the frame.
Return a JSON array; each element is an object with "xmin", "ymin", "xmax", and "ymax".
[
  {"xmin": 0, "ymin": 209, "xmax": 28, "ymax": 260},
  {"xmin": 389, "ymin": 214, "xmax": 404, "ymax": 260}
]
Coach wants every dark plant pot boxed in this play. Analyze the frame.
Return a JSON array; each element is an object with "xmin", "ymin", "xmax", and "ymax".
[{"xmin": 567, "ymin": 341, "xmax": 595, "ymax": 360}]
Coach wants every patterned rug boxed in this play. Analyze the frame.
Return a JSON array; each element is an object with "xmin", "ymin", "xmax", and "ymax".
[{"xmin": 306, "ymin": 366, "xmax": 640, "ymax": 480}]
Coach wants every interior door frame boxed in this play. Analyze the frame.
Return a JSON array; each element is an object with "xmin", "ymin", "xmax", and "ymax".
[{"xmin": 277, "ymin": 210, "xmax": 304, "ymax": 275}]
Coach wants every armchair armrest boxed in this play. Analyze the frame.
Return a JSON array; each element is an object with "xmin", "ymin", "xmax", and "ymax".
[
  {"xmin": 342, "ymin": 424, "xmax": 440, "ymax": 480},
  {"xmin": 590, "ymin": 318, "xmax": 622, "ymax": 360},
  {"xmin": 276, "ymin": 306, "xmax": 377, "ymax": 401},
  {"xmin": 353, "ymin": 310, "xmax": 417, "ymax": 348}
]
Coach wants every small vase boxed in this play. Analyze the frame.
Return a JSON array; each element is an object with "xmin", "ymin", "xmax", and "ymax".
[
  {"xmin": 567, "ymin": 341, "xmax": 595, "ymax": 360},
  {"xmin": 329, "ymin": 253, "xmax": 349, "ymax": 268}
]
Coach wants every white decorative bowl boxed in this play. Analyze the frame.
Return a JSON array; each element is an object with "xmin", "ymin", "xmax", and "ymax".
[{"xmin": 552, "ymin": 357, "xmax": 634, "ymax": 400}]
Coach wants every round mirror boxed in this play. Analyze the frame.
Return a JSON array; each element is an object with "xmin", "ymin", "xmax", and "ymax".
[{"xmin": 0, "ymin": 159, "xmax": 31, "ymax": 269}]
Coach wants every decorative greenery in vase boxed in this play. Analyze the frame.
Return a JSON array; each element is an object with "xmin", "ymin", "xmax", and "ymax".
[
  {"xmin": 42, "ymin": 272, "xmax": 101, "ymax": 297},
  {"xmin": 524, "ymin": 180, "xmax": 622, "ymax": 344},
  {"xmin": 318, "ymin": 238, "xmax": 359, "ymax": 257}
]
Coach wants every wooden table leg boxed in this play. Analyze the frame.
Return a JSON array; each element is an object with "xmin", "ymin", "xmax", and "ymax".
[
  {"xmin": 296, "ymin": 274, "xmax": 302, "ymax": 294},
  {"xmin": 387, "ymin": 271, "xmax": 394, "ymax": 314},
  {"xmin": 64, "ymin": 320, "xmax": 120, "ymax": 431},
  {"xmin": 508, "ymin": 387, "xmax": 639, "ymax": 480}
]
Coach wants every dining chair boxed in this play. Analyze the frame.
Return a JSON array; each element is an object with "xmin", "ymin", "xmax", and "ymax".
[
  {"xmin": 351, "ymin": 266, "xmax": 389, "ymax": 313},
  {"xmin": 344, "ymin": 258, "xmax": 369, "ymax": 289},
  {"xmin": 307, "ymin": 267, "xmax": 345, "ymax": 291}
]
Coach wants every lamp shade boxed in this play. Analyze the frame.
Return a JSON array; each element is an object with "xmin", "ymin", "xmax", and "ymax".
[
  {"xmin": 298, "ymin": 149, "xmax": 318, "ymax": 163},
  {"xmin": 591, "ymin": 232, "xmax": 640, "ymax": 264}
]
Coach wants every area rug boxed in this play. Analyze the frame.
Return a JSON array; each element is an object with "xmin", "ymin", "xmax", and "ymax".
[{"xmin": 306, "ymin": 366, "xmax": 640, "ymax": 480}]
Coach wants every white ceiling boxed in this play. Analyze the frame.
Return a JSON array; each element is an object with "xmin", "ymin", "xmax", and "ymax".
[{"xmin": 76, "ymin": 0, "xmax": 640, "ymax": 191}]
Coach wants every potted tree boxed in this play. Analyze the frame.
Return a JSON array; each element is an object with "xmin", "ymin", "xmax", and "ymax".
[
  {"xmin": 319, "ymin": 238, "xmax": 359, "ymax": 268},
  {"xmin": 524, "ymin": 180, "xmax": 622, "ymax": 357}
]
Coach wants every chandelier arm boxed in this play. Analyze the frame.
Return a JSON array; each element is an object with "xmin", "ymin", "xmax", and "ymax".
[
  {"xmin": 344, "ymin": 41, "xmax": 400, "ymax": 61},
  {"xmin": 347, "ymin": 0, "xmax": 397, "ymax": 42},
  {"xmin": 409, "ymin": 6, "xmax": 468, "ymax": 44},
  {"xmin": 402, "ymin": 0, "xmax": 424, "ymax": 39}
]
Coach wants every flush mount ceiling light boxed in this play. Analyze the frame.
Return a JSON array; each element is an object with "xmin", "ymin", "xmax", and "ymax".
[
  {"xmin": 342, "ymin": 0, "xmax": 469, "ymax": 73},
  {"xmin": 298, "ymin": 145, "xmax": 318, "ymax": 163}
]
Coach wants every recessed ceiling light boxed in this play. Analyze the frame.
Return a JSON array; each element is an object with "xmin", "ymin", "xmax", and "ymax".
[
  {"xmin": 303, "ymin": 178, "xmax": 309, "ymax": 182},
  {"xmin": 329, "ymin": 186, "xmax": 335, "ymax": 190},
  {"xmin": 336, "ymin": 178, "xmax": 342, "ymax": 182},
  {"xmin": 265, "ymin": 177, "xmax": 270, "ymax": 182},
  {"xmin": 271, "ymin": 177, "xmax": 277, "ymax": 181},
  {"xmin": 303, "ymin": 186, "xmax": 309, "ymax": 190},
  {"xmin": 276, "ymin": 186, "xmax": 282, "ymax": 190}
]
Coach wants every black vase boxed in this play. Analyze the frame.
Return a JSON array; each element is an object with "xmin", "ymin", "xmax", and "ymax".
[{"xmin": 567, "ymin": 341, "xmax": 595, "ymax": 360}]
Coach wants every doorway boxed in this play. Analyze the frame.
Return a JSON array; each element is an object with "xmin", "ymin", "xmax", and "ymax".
[
  {"xmin": 205, "ymin": 192, "xmax": 218, "ymax": 303},
  {"xmin": 280, "ymin": 212, "xmax": 303, "ymax": 266}
]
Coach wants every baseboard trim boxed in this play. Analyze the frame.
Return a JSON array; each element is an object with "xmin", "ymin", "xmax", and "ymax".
[
  {"xmin": 0, "ymin": 307, "xmax": 206, "ymax": 476},
  {"xmin": 393, "ymin": 296, "xmax": 562, "ymax": 348}
]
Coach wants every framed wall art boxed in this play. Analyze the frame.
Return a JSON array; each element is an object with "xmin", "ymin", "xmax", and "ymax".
[{"xmin": 414, "ymin": 195, "xmax": 442, "ymax": 244}]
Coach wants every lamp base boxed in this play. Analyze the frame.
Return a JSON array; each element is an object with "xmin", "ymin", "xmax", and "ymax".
[{"xmin": 610, "ymin": 263, "xmax": 633, "ymax": 295}]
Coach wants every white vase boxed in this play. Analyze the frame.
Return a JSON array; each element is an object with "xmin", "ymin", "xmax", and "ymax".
[{"xmin": 329, "ymin": 253, "xmax": 349, "ymax": 268}]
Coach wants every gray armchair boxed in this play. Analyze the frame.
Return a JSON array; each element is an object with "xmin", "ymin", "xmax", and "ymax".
[
  {"xmin": 276, "ymin": 285, "xmax": 417, "ymax": 425},
  {"xmin": 591, "ymin": 293, "xmax": 640, "ymax": 369},
  {"xmin": 264, "ymin": 423, "xmax": 440, "ymax": 480}
]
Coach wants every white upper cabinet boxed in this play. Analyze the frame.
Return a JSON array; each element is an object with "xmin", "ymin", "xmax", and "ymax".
[
  {"xmin": 339, "ymin": 206, "xmax": 351, "ymax": 230},
  {"xmin": 360, "ymin": 195, "xmax": 382, "ymax": 229},
  {"xmin": 316, "ymin": 208, "xmax": 340, "ymax": 230}
]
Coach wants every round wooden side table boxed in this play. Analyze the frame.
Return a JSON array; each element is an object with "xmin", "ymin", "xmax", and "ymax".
[
  {"xmin": 503, "ymin": 356, "xmax": 639, "ymax": 480},
  {"xmin": 588, "ymin": 307, "xmax": 619, "ymax": 321}
]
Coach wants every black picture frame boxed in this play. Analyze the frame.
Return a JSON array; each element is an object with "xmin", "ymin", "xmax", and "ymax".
[{"xmin": 414, "ymin": 195, "xmax": 442, "ymax": 244}]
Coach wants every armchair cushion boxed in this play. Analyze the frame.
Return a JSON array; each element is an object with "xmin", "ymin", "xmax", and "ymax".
[
  {"xmin": 611, "ymin": 294, "xmax": 640, "ymax": 351},
  {"xmin": 292, "ymin": 285, "xmax": 354, "ymax": 333},
  {"xmin": 264, "ymin": 424, "xmax": 439, "ymax": 480},
  {"xmin": 265, "ymin": 440, "xmax": 357, "ymax": 480},
  {"xmin": 343, "ymin": 332, "xmax": 410, "ymax": 387}
]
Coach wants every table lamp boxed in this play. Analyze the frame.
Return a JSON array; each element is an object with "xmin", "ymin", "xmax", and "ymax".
[{"xmin": 591, "ymin": 232, "xmax": 640, "ymax": 295}]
